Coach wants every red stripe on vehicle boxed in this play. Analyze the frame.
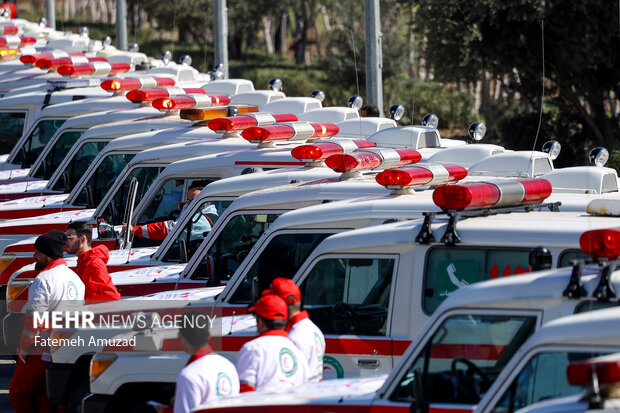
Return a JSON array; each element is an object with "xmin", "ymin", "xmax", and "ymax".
[
  {"xmin": 0, "ymin": 207, "xmax": 83, "ymax": 220},
  {"xmin": 326, "ymin": 337, "xmax": 392, "ymax": 356},
  {"xmin": 0, "ymin": 192, "xmax": 46, "ymax": 202},
  {"xmin": 115, "ymin": 283, "xmax": 179, "ymax": 297},
  {"xmin": 195, "ymin": 404, "xmax": 372, "ymax": 413},
  {"xmin": 431, "ymin": 343, "xmax": 506, "ymax": 361},
  {"xmin": 0, "ymin": 223, "xmax": 70, "ymax": 235},
  {"xmin": 392, "ymin": 340, "xmax": 412, "ymax": 356}
]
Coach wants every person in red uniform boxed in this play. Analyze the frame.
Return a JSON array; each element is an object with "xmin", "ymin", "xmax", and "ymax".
[
  {"xmin": 65, "ymin": 220, "xmax": 121, "ymax": 302},
  {"xmin": 124, "ymin": 183, "xmax": 205, "ymax": 241}
]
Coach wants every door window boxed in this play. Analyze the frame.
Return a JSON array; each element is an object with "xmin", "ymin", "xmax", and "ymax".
[
  {"xmin": 0, "ymin": 111, "xmax": 25, "ymax": 152},
  {"xmin": 73, "ymin": 153, "xmax": 136, "ymax": 207},
  {"xmin": 492, "ymin": 351, "xmax": 602, "ymax": 412},
  {"xmin": 228, "ymin": 232, "xmax": 331, "ymax": 304},
  {"xmin": 13, "ymin": 119, "xmax": 66, "ymax": 167},
  {"xmin": 33, "ymin": 131, "xmax": 83, "ymax": 179},
  {"xmin": 187, "ymin": 213, "xmax": 279, "ymax": 281},
  {"xmin": 424, "ymin": 247, "xmax": 531, "ymax": 313},
  {"xmin": 51, "ymin": 141, "xmax": 107, "ymax": 191},
  {"xmin": 390, "ymin": 313, "xmax": 536, "ymax": 405},
  {"xmin": 301, "ymin": 257, "xmax": 394, "ymax": 336}
]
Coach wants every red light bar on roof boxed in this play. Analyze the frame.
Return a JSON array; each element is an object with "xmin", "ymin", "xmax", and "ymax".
[
  {"xmin": 0, "ymin": 25, "xmax": 17, "ymax": 35},
  {"xmin": 0, "ymin": 35, "xmax": 19, "ymax": 48},
  {"xmin": 57, "ymin": 62, "xmax": 131, "ymax": 77},
  {"xmin": 325, "ymin": 148, "xmax": 422, "ymax": 172},
  {"xmin": 100, "ymin": 76, "xmax": 176, "ymax": 91},
  {"xmin": 18, "ymin": 36, "xmax": 36, "ymax": 46},
  {"xmin": 126, "ymin": 87, "xmax": 205, "ymax": 103},
  {"xmin": 36, "ymin": 55, "xmax": 90, "ymax": 69},
  {"xmin": 20, "ymin": 51, "xmax": 83, "ymax": 65},
  {"xmin": 242, "ymin": 122, "xmax": 339, "ymax": 143},
  {"xmin": 207, "ymin": 113, "xmax": 298, "ymax": 133},
  {"xmin": 376, "ymin": 164, "xmax": 468, "ymax": 189},
  {"xmin": 152, "ymin": 94, "xmax": 229, "ymax": 110},
  {"xmin": 432, "ymin": 178, "xmax": 552, "ymax": 211},
  {"xmin": 579, "ymin": 227, "xmax": 620, "ymax": 260},
  {"xmin": 291, "ymin": 139, "xmax": 376, "ymax": 162},
  {"xmin": 567, "ymin": 354, "xmax": 620, "ymax": 386}
]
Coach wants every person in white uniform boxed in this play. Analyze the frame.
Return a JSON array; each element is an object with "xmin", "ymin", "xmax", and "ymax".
[
  {"xmin": 10, "ymin": 230, "xmax": 85, "ymax": 413},
  {"xmin": 237, "ymin": 294, "xmax": 309, "ymax": 393},
  {"xmin": 266, "ymin": 277, "xmax": 325, "ymax": 383},
  {"xmin": 153, "ymin": 311, "xmax": 239, "ymax": 413}
]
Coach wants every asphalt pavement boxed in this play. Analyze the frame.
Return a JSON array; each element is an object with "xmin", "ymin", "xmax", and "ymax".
[{"xmin": 0, "ymin": 356, "xmax": 14, "ymax": 412}]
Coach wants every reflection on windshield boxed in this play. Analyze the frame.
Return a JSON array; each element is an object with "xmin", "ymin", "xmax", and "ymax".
[
  {"xmin": 13, "ymin": 119, "xmax": 66, "ymax": 168},
  {"xmin": 391, "ymin": 314, "xmax": 536, "ymax": 405},
  {"xmin": 0, "ymin": 111, "xmax": 25, "ymax": 153},
  {"xmin": 51, "ymin": 141, "xmax": 108, "ymax": 192}
]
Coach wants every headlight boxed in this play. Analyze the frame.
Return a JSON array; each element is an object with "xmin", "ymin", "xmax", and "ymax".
[
  {"xmin": 90, "ymin": 353, "xmax": 118, "ymax": 382},
  {"xmin": 0, "ymin": 254, "xmax": 15, "ymax": 275},
  {"xmin": 7, "ymin": 281, "xmax": 30, "ymax": 301}
]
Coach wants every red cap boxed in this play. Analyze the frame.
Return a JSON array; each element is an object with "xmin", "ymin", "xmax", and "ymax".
[
  {"xmin": 266, "ymin": 278, "xmax": 301, "ymax": 304},
  {"xmin": 248, "ymin": 294, "xmax": 288, "ymax": 320}
]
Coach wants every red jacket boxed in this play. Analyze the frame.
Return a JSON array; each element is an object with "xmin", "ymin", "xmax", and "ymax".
[{"xmin": 76, "ymin": 245, "xmax": 121, "ymax": 302}]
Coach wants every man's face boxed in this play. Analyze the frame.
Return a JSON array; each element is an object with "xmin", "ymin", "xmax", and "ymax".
[
  {"xmin": 186, "ymin": 189, "xmax": 201, "ymax": 202},
  {"xmin": 33, "ymin": 249, "xmax": 51, "ymax": 271},
  {"xmin": 64, "ymin": 229, "xmax": 80, "ymax": 255}
]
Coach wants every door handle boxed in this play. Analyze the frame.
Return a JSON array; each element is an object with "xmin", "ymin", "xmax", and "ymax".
[{"xmin": 357, "ymin": 359, "xmax": 380, "ymax": 368}]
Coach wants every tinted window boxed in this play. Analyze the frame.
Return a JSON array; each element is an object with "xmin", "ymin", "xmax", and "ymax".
[
  {"xmin": 163, "ymin": 200, "xmax": 233, "ymax": 264},
  {"xmin": 229, "ymin": 232, "xmax": 331, "ymax": 304},
  {"xmin": 424, "ymin": 247, "xmax": 530, "ymax": 313},
  {"xmin": 391, "ymin": 314, "xmax": 536, "ymax": 404},
  {"xmin": 493, "ymin": 352, "xmax": 602, "ymax": 412},
  {"xmin": 0, "ymin": 111, "xmax": 25, "ymax": 152},
  {"xmin": 32, "ymin": 131, "xmax": 83, "ymax": 179},
  {"xmin": 74, "ymin": 153, "xmax": 136, "ymax": 207},
  {"xmin": 51, "ymin": 141, "xmax": 108, "ymax": 191},
  {"xmin": 558, "ymin": 250, "xmax": 589, "ymax": 267},
  {"xmin": 100, "ymin": 166, "xmax": 164, "ymax": 225},
  {"xmin": 188, "ymin": 213, "xmax": 279, "ymax": 281},
  {"xmin": 13, "ymin": 119, "xmax": 66, "ymax": 167},
  {"xmin": 302, "ymin": 258, "xmax": 394, "ymax": 336}
]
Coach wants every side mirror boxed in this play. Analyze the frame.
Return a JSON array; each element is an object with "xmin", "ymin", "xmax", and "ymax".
[
  {"xmin": 97, "ymin": 219, "xmax": 115, "ymax": 240},
  {"xmin": 178, "ymin": 239, "xmax": 188, "ymax": 264},
  {"xmin": 250, "ymin": 277, "xmax": 259, "ymax": 307}
]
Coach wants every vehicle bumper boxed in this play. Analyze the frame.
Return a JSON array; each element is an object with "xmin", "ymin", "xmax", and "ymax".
[
  {"xmin": 82, "ymin": 393, "xmax": 113, "ymax": 413},
  {"xmin": 46, "ymin": 362, "xmax": 73, "ymax": 404}
]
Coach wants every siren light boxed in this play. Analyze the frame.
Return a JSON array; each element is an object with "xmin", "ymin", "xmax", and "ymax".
[
  {"xmin": 242, "ymin": 122, "xmax": 339, "ymax": 143},
  {"xmin": 567, "ymin": 354, "xmax": 620, "ymax": 386},
  {"xmin": 325, "ymin": 148, "xmax": 422, "ymax": 172},
  {"xmin": 376, "ymin": 164, "xmax": 468, "ymax": 189},
  {"xmin": 100, "ymin": 77, "xmax": 176, "ymax": 91},
  {"xmin": 0, "ymin": 25, "xmax": 18, "ymax": 35},
  {"xmin": 432, "ymin": 178, "xmax": 552, "ymax": 211},
  {"xmin": 152, "ymin": 94, "xmax": 230, "ymax": 110},
  {"xmin": 179, "ymin": 105, "xmax": 259, "ymax": 121},
  {"xmin": 57, "ymin": 62, "xmax": 131, "ymax": 76},
  {"xmin": 208, "ymin": 113, "xmax": 298, "ymax": 132},
  {"xmin": 291, "ymin": 140, "xmax": 376, "ymax": 162},
  {"xmin": 579, "ymin": 227, "xmax": 620, "ymax": 261},
  {"xmin": 125, "ymin": 87, "xmax": 206, "ymax": 103}
]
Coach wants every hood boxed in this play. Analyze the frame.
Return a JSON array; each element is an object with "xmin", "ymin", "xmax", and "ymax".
[{"xmin": 79, "ymin": 244, "xmax": 109, "ymax": 264}]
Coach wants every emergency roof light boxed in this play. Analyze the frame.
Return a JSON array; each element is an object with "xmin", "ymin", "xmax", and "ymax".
[
  {"xmin": 241, "ymin": 122, "xmax": 339, "ymax": 143},
  {"xmin": 311, "ymin": 89, "xmax": 325, "ymax": 102},
  {"xmin": 422, "ymin": 114, "xmax": 439, "ymax": 128},
  {"xmin": 152, "ymin": 94, "xmax": 231, "ymax": 110},
  {"xmin": 542, "ymin": 140, "xmax": 561, "ymax": 160},
  {"xmin": 20, "ymin": 51, "xmax": 83, "ymax": 65},
  {"xmin": 325, "ymin": 148, "xmax": 422, "ymax": 173},
  {"xmin": 0, "ymin": 47, "xmax": 18, "ymax": 59},
  {"xmin": 291, "ymin": 139, "xmax": 376, "ymax": 162},
  {"xmin": 36, "ymin": 55, "xmax": 107, "ymax": 70},
  {"xmin": 100, "ymin": 76, "xmax": 176, "ymax": 91},
  {"xmin": 590, "ymin": 147, "xmax": 609, "ymax": 167},
  {"xmin": 207, "ymin": 113, "xmax": 298, "ymax": 133},
  {"xmin": 57, "ymin": 62, "xmax": 131, "ymax": 77},
  {"xmin": 0, "ymin": 35, "xmax": 20, "ymax": 48},
  {"xmin": 376, "ymin": 164, "xmax": 468, "ymax": 190},
  {"xmin": 432, "ymin": 178, "xmax": 552, "ymax": 211},
  {"xmin": 468, "ymin": 122, "xmax": 486, "ymax": 142},
  {"xmin": 0, "ymin": 25, "xmax": 17, "ymax": 35},
  {"xmin": 179, "ymin": 105, "xmax": 259, "ymax": 121},
  {"xmin": 125, "ymin": 87, "xmax": 206, "ymax": 103},
  {"xmin": 567, "ymin": 353, "xmax": 620, "ymax": 386},
  {"xmin": 348, "ymin": 96, "xmax": 363, "ymax": 110},
  {"xmin": 269, "ymin": 78, "xmax": 283, "ymax": 92},
  {"xmin": 389, "ymin": 104, "xmax": 405, "ymax": 121},
  {"xmin": 579, "ymin": 227, "xmax": 620, "ymax": 261}
]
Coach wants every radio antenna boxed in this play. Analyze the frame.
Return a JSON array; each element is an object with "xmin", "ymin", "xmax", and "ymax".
[{"xmin": 531, "ymin": 17, "xmax": 545, "ymax": 155}]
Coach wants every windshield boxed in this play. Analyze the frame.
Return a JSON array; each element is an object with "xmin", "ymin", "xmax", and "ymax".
[
  {"xmin": 98, "ymin": 166, "xmax": 165, "ymax": 225},
  {"xmin": 51, "ymin": 141, "xmax": 108, "ymax": 192},
  {"xmin": 0, "ymin": 111, "xmax": 25, "ymax": 153},
  {"xmin": 185, "ymin": 213, "xmax": 280, "ymax": 280},
  {"xmin": 162, "ymin": 200, "xmax": 233, "ymax": 262},
  {"xmin": 390, "ymin": 313, "xmax": 537, "ymax": 405},
  {"xmin": 229, "ymin": 232, "xmax": 332, "ymax": 304},
  {"xmin": 12, "ymin": 119, "xmax": 66, "ymax": 168},
  {"xmin": 31, "ymin": 131, "xmax": 83, "ymax": 179},
  {"xmin": 73, "ymin": 153, "xmax": 136, "ymax": 207}
]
